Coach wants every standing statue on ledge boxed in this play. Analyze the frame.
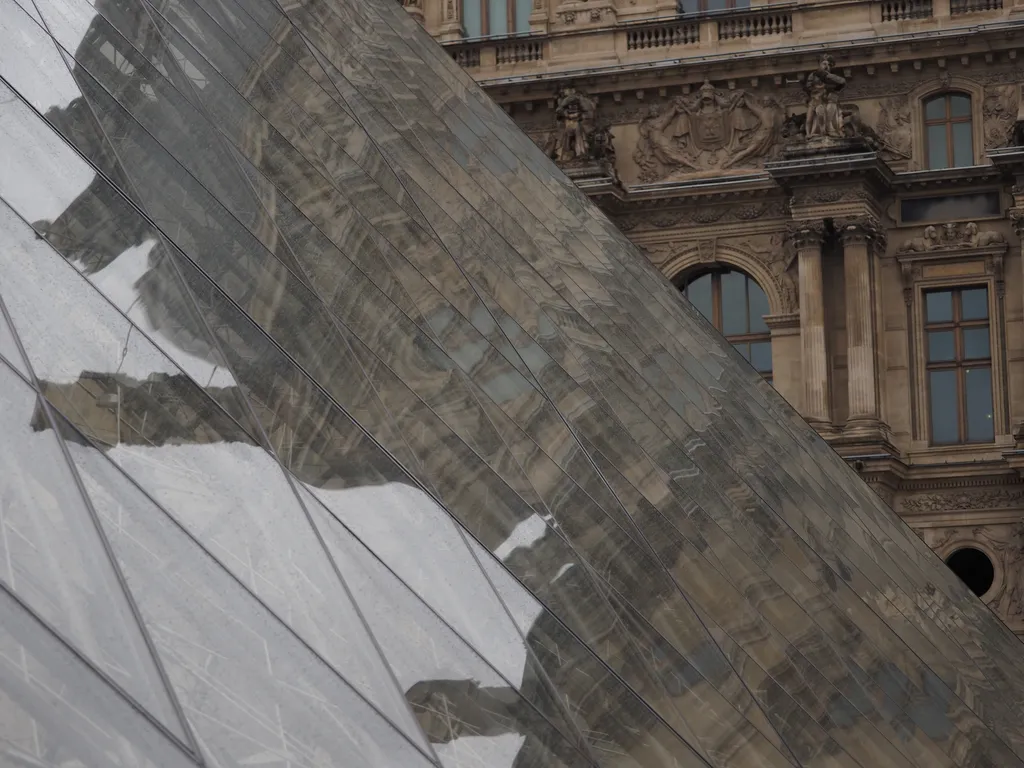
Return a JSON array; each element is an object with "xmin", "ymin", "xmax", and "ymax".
[
  {"xmin": 804, "ymin": 54, "xmax": 846, "ymax": 139},
  {"xmin": 552, "ymin": 86, "xmax": 595, "ymax": 162}
]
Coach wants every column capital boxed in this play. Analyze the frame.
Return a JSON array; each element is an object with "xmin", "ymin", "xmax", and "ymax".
[
  {"xmin": 835, "ymin": 215, "xmax": 887, "ymax": 254},
  {"xmin": 786, "ymin": 220, "xmax": 826, "ymax": 250}
]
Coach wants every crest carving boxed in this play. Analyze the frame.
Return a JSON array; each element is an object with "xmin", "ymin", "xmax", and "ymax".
[
  {"xmin": 983, "ymin": 84, "xmax": 1019, "ymax": 149},
  {"xmin": 897, "ymin": 222, "xmax": 1006, "ymax": 252},
  {"xmin": 633, "ymin": 80, "xmax": 782, "ymax": 182}
]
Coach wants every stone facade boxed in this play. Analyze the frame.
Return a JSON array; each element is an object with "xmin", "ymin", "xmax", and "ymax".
[{"xmin": 412, "ymin": 0, "xmax": 1024, "ymax": 633}]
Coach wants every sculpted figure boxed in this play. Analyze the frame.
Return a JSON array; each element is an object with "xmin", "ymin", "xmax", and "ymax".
[
  {"xmin": 898, "ymin": 226, "xmax": 940, "ymax": 253},
  {"xmin": 804, "ymin": 54, "xmax": 846, "ymax": 139},
  {"xmin": 552, "ymin": 86, "xmax": 595, "ymax": 163}
]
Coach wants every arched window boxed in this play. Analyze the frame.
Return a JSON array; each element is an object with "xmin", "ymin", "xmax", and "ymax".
[
  {"xmin": 680, "ymin": 269, "xmax": 772, "ymax": 382},
  {"xmin": 923, "ymin": 93, "xmax": 974, "ymax": 169},
  {"xmin": 463, "ymin": 0, "xmax": 530, "ymax": 37}
]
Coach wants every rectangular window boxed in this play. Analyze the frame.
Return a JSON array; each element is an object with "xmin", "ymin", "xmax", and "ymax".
[
  {"xmin": 925, "ymin": 287, "xmax": 994, "ymax": 445},
  {"xmin": 900, "ymin": 192, "xmax": 1001, "ymax": 224},
  {"xmin": 463, "ymin": 0, "xmax": 530, "ymax": 37}
]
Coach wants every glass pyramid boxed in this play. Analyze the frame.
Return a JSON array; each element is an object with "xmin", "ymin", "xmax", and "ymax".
[{"xmin": 0, "ymin": 0, "xmax": 1023, "ymax": 765}]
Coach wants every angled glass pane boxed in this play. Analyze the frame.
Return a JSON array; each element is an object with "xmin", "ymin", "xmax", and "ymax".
[
  {"xmin": 61, "ymin": 423, "xmax": 437, "ymax": 767},
  {"xmin": 0, "ymin": 200, "xmax": 428, "ymax": 749},
  {"xmin": 0, "ymin": 303, "xmax": 29, "ymax": 375},
  {"xmin": 0, "ymin": 358, "xmax": 187, "ymax": 742},
  {"xmin": 306, "ymin": 492, "xmax": 594, "ymax": 768},
  {"xmin": 0, "ymin": 583, "xmax": 199, "ymax": 768}
]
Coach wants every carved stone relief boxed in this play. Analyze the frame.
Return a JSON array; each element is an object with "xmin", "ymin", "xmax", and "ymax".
[
  {"xmin": 613, "ymin": 199, "xmax": 788, "ymax": 232},
  {"xmin": 921, "ymin": 522, "xmax": 1024, "ymax": 624},
  {"xmin": 632, "ymin": 81, "xmax": 782, "ymax": 182},
  {"xmin": 983, "ymin": 84, "xmax": 1019, "ymax": 149},
  {"xmin": 897, "ymin": 221, "xmax": 1006, "ymax": 252},
  {"xmin": 875, "ymin": 95, "xmax": 912, "ymax": 161},
  {"xmin": 903, "ymin": 488, "xmax": 1024, "ymax": 514}
]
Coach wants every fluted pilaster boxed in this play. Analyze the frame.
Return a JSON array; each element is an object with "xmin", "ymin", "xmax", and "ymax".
[{"xmin": 792, "ymin": 222, "xmax": 832, "ymax": 430}]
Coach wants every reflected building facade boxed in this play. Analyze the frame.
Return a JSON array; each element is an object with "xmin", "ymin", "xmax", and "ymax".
[
  {"xmin": 3, "ymin": 1, "xmax": 1024, "ymax": 768},
  {"xmin": 414, "ymin": 0, "xmax": 1024, "ymax": 635}
]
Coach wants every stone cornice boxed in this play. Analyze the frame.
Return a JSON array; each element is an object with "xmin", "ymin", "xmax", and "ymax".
[{"xmin": 472, "ymin": 18, "xmax": 1024, "ymax": 92}]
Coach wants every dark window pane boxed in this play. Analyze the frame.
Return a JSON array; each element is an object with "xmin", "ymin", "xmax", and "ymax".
[
  {"xmin": 750, "ymin": 342, "xmax": 772, "ymax": 373},
  {"xmin": 961, "ymin": 287, "xmax": 988, "ymax": 320},
  {"xmin": 927, "ymin": 125, "xmax": 949, "ymax": 169},
  {"xmin": 926, "ymin": 291, "xmax": 953, "ymax": 323},
  {"xmin": 515, "ymin": 0, "xmax": 531, "ymax": 31},
  {"xmin": 748, "ymin": 280, "xmax": 770, "ymax": 334},
  {"xmin": 952, "ymin": 122, "xmax": 974, "ymax": 167},
  {"xmin": 930, "ymin": 370, "xmax": 959, "ymax": 444},
  {"xmin": 684, "ymin": 274, "xmax": 713, "ymax": 324},
  {"xmin": 900, "ymin": 192, "xmax": 1001, "ymax": 224},
  {"xmin": 927, "ymin": 330, "xmax": 955, "ymax": 362},
  {"xmin": 950, "ymin": 94, "xmax": 972, "ymax": 117},
  {"xmin": 925, "ymin": 97, "xmax": 947, "ymax": 120},
  {"xmin": 488, "ymin": 0, "xmax": 509, "ymax": 35},
  {"xmin": 963, "ymin": 328, "xmax": 990, "ymax": 360},
  {"xmin": 733, "ymin": 342, "xmax": 750, "ymax": 361},
  {"xmin": 965, "ymin": 367, "xmax": 994, "ymax": 442},
  {"xmin": 464, "ymin": 0, "xmax": 483, "ymax": 36},
  {"xmin": 720, "ymin": 271, "xmax": 747, "ymax": 335},
  {"xmin": 677, "ymin": 0, "xmax": 700, "ymax": 11},
  {"xmin": 705, "ymin": 0, "xmax": 729, "ymax": 10}
]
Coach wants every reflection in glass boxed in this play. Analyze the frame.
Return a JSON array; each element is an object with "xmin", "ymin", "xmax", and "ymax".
[
  {"xmin": 929, "ymin": 370, "xmax": 958, "ymax": 444},
  {"xmin": 0, "ymin": 0, "xmax": 1023, "ymax": 765}
]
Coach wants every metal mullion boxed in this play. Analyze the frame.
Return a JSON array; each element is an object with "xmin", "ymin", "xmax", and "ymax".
[
  {"xmin": 712, "ymin": 273, "xmax": 723, "ymax": 331},
  {"xmin": 507, "ymin": 0, "xmax": 514, "ymax": 34}
]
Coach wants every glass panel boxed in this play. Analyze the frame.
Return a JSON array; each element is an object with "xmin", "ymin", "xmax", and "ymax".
[
  {"xmin": 926, "ymin": 291, "xmax": 953, "ymax": 323},
  {"xmin": 748, "ymin": 280, "xmax": 770, "ymax": 334},
  {"xmin": 66, "ymin": 433, "xmax": 437, "ymax": 768},
  {"xmin": 927, "ymin": 330, "xmax": 956, "ymax": 362},
  {"xmin": 0, "ymin": 200, "xmax": 427, "ymax": 749},
  {"xmin": 927, "ymin": 124, "xmax": 949, "ymax": 169},
  {"xmin": 950, "ymin": 94, "xmax": 972, "ymax": 117},
  {"xmin": 307, "ymin": 497, "xmax": 592, "ymax": 768},
  {"xmin": 925, "ymin": 97, "xmax": 947, "ymax": 120},
  {"xmin": 0, "ymin": 358, "xmax": 187, "ymax": 741},
  {"xmin": 963, "ymin": 327, "xmax": 990, "ymax": 360},
  {"xmin": 750, "ymin": 341, "xmax": 772, "ymax": 373},
  {"xmin": 965, "ymin": 367, "xmax": 994, "ymax": 442},
  {"xmin": 929, "ymin": 369, "xmax": 959, "ymax": 444},
  {"xmin": 961, "ymin": 287, "xmax": 989, "ymax": 320},
  {"xmin": 464, "ymin": 0, "xmax": 483, "ymax": 37},
  {"xmin": 514, "ymin": 0, "xmax": 531, "ymax": 32},
  {"xmin": 0, "ymin": 583, "xmax": 199, "ymax": 768},
  {"xmin": 952, "ymin": 121, "xmax": 974, "ymax": 167},
  {"xmin": 684, "ymin": 273, "xmax": 713, "ymax": 324},
  {"xmin": 720, "ymin": 271, "xmax": 747, "ymax": 335},
  {"xmin": 488, "ymin": 0, "xmax": 508, "ymax": 35},
  {"xmin": 901, "ymin": 192, "xmax": 1001, "ymax": 224},
  {"xmin": 733, "ymin": 342, "xmax": 750, "ymax": 361},
  {"xmin": 0, "ymin": 305, "xmax": 29, "ymax": 376}
]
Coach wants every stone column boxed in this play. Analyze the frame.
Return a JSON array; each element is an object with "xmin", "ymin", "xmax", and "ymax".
[
  {"xmin": 793, "ymin": 222, "xmax": 833, "ymax": 431},
  {"xmin": 838, "ymin": 217, "xmax": 884, "ymax": 436}
]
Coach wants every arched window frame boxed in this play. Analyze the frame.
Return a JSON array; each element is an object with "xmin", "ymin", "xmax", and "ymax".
[
  {"xmin": 922, "ymin": 91, "xmax": 975, "ymax": 170},
  {"xmin": 907, "ymin": 79, "xmax": 985, "ymax": 172},
  {"xmin": 461, "ymin": 0, "xmax": 531, "ymax": 38},
  {"xmin": 678, "ymin": 267, "xmax": 773, "ymax": 382}
]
